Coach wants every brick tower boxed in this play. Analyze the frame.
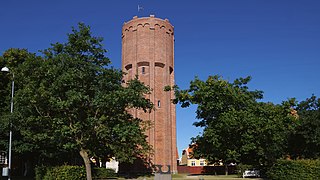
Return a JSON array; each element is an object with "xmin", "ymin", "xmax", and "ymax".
[{"xmin": 122, "ymin": 15, "xmax": 177, "ymax": 173}]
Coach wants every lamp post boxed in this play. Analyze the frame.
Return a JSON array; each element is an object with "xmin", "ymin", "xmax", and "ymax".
[{"xmin": 1, "ymin": 67, "xmax": 14, "ymax": 180}]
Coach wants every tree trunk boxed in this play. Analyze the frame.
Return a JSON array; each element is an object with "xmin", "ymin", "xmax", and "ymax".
[{"xmin": 80, "ymin": 148, "xmax": 92, "ymax": 180}]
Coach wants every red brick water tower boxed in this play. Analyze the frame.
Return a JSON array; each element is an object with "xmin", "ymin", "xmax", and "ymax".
[{"xmin": 122, "ymin": 15, "xmax": 177, "ymax": 173}]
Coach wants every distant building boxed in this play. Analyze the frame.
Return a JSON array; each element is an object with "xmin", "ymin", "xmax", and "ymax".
[
  {"xmin": 180, "ymin": 146, "xmax": 211, "ymax": 167},
  {"xmin": 187, "ymin": 159, "xmax": 208, "ymax": 167}
]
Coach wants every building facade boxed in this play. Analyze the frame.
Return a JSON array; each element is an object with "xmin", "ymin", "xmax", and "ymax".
[
  {"xmin": 122, "ymin": 15, "xmax": 177, "ymax": 173},
  {"xmin": 180, "ymin": 147, "xmax": 209, "ymax": 167}
]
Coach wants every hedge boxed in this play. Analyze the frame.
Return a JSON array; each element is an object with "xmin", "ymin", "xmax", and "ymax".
[
  {"xmin": 93, "ymin": 167, "xmax": 117, "ymax": 179},
  {"xmin": 267, "ymin": 159, "xmax": 320, "ymax": 180},
  {"xmin": 35, "ymin": 165, "xmax": 116, "ymax": 180}
]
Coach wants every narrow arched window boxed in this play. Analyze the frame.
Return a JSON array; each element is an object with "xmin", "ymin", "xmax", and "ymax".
[
  {"xmin": 142, "ymin": 67, "xmax": 145, "ymax": 74},
  {"xmin": 157, "ymin": 100, "xmax": 161, "ymax": 108}
]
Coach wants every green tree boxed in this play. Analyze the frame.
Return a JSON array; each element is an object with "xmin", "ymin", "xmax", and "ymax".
[
  {"xmin": 6, "ymin": 23, "xmax": 152, "ymax": 180},
  {"xmin": 289, "ymin": 95, "xmax": 320, "ymax": 159},
  {"xmin": 0, "ymin": 48, "xmax": 34, "ymax": 164},
  {"xmin": 0, "ymin": 55, "xmax": 9, "ymax": 151},
  {"xmin": 174, "ymin": 75, "xmax": 296, "ymax": 173}
]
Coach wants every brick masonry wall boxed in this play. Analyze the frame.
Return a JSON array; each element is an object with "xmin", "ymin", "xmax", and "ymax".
[{"xmin": 122, "ymin": 15, "xmax": 177, "ymax": 173}]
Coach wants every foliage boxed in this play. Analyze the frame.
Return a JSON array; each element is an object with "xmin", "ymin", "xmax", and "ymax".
[
  {"xmin": 36, "ymin": 165, "xmax": 86, "ymax": 180},
  {"xmin": 35, "ymin": 166, "xmax": 52, "ymax": 180},
  {"xmin": 236, "ymin": 164, "xmax": 253, "ymax": 177},
  {"xmin": 1, "ymin": 23, "xmax": 153, "ymax": 179},
  {"xmin": 174, "ymin": 75, "xmax": 296, "ymax": 166},
  {"xmin": 288, "ymin": 95, "xmax": 320, "ymax": 159},
  {"xmin": 266, "ymin": 159, "xmax": 320, "ymax": 180},
  {"xmin": 0, "ymin": 55, "xmax": 9, "ymax": 122},
  {"xmin": 93, "ymin": 167, "xmax": 116, "ymax": 178},
  {"xmin": 35, "ymin": 166, "xmax": 116, "ymax": 180},
  {"xmin": 0, "ymin": 49, "xmax": 39, "ymax": 161}
]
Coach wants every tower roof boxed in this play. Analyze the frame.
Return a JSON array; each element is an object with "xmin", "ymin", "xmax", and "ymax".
[{"xmin": 122, "ymin": 15, "xmax": 174, "ymax": 34}]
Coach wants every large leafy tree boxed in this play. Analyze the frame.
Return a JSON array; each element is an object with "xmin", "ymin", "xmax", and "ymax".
[
  {"xmin": 0, "ymin": 56, "xmax": 9, "ymax": 153},
  {"xmin": 289, "ymin": 95, "xmax": 320, "ymax": 159},
  {"xmin": 5, "ymin": 23, "xmax": 153, "ymax": 180},
  {"xmin": 0, "ymin": 49, "xmax": 33, "ymax": 162},
  {"xmin": 174, "ymin": 75, "xmax": 296, "ymax": 171}
]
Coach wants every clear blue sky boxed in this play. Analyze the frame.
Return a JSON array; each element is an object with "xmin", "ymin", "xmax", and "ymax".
[{"xmin": 1, "ymin": 0, "xmax": 320, "ymax": 158}]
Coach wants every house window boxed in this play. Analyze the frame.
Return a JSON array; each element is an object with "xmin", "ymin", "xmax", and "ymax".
[
  {"xmin": 200, "ymin": 161, "xmax": 205, "ymax": 166},
  {"xmin": 157, "ymin": 100, "xmax": 161, "ymax": 108},
  {"xmin": 142, "ymin": 67, "xmax": 145, "ymax": 74},
  {"xmin": 191, "ymin": 161, "xmax": 196, "ymax": 166}
]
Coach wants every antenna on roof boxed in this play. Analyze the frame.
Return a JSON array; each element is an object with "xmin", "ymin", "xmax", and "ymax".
[{"xmin": 138, "ymin": 5, "xmax": 144, "ymax": 12}]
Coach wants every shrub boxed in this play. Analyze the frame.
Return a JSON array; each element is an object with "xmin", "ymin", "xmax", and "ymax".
[
  {"xmin": 267, "ymin": 159, "xmax": 320, "ymax": 180},
  {"xmin": 35, "ymin": 166, "xmax": 52, "ymax": 180},
  {"xmin": 35, "ymin": 165, "xmax": 117, "ymax": 180},
  {"xmin": 93, "ymin": 167, "xmax": 116, "ymax": 179},
  {"xmin": 35, "ymin": 165, "xmax": 86, "ymax": 180}
]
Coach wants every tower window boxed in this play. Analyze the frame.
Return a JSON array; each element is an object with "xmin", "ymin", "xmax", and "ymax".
[
  {"xmin": 142, "ymin": 67, "xmax": 145, "ymax": 74},
  {"xmin": 157, "ymin": 100, "xmax": 161, "ymax": 108},
  {"xmin": 125, "ymin": 64, "xmax": 132, "ymax": 70}
]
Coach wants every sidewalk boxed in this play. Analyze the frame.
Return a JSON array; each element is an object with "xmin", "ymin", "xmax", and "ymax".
[{"xmin": 177, "ymin": 175, "xmax": 264, "ymax": 180}]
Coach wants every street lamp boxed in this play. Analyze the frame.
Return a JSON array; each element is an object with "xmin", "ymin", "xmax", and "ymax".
[{"xmin": 1, "ymin": 66, "xmax": 14, "ymax": 180}]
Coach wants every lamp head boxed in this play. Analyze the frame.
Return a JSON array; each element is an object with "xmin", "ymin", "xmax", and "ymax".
[{"xmin": 1, "ymin": 67, "xmax": 9, "ymax": 72}]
